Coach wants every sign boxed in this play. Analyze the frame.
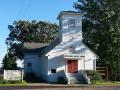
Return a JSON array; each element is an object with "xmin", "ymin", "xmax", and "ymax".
[
  {"xmin": 64, "ymin": 54, "xmax": 82, "ymax": 59},
  {"xmin": 4, "ymin": 70, "xmax": 23, "ymax": 80}
]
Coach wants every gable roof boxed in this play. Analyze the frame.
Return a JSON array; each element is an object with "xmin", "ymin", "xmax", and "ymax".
[
  {"xmin": 24, "ymin": 42, "xmax": 49, "ymax": 53},
  {"xmin": 39, "ymin": 37, "xmax": 60, "ymax": 56}
]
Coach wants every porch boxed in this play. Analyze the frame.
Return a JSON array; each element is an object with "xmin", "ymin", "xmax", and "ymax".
[{"xmin": 64, "ymin": 53, "xmax": 89, "ymax": 84}]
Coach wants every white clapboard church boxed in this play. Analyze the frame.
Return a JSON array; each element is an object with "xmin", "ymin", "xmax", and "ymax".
[{"xmin": 24, "ymin": 11, "xmax": 97, "ymax": 83}]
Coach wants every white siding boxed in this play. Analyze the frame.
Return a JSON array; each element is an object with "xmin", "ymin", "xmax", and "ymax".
[
  {"xmin": 40, "ymin": 56, "xmax": 48, "ymax": 81},
  {"xmin": 46, "ymin": 13, "xmax": 96, "ymax": 82},
  {"xmin": 47, "ymin": 55, "xmax": 66, "ymax": 82},
  {"xmin": 60, "ymin": 15, "xmax": 82, "ymax": 42}
]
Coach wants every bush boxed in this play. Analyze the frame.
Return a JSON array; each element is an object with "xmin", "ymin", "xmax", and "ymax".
[
  {"xmin": 58, "ymin": 76, "xmax": 67, "ymax": 84},
  {"xmin": 86, "ymin": 70, "xmax": 102, "ymax": 84},
  {"xmin": 0, "ymin": 80, "xmax": 7, "ymax": 84}
]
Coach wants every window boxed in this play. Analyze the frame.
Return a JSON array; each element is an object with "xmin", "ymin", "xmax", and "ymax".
[
  {"xmin": 51, "ymin": 69, "xmax": 56, "ymax": 73},
  {"xmin": 69, "ymin": 46, "xmax": 76, "ymax": 53},
  {"xmin": 27, "ymin": 62, "xmax": 32, "ymax": 67},
  {"xmin": 68, "ymin": 19, "xmax": 75, "ymax": 28}
]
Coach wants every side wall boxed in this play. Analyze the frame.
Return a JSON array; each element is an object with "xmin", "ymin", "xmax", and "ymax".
[
  {"xmin": 24, "ymin": 53, "xmax": 41, "ymax": 78},
  {"xmin": 40, "ymin": 56, "xmax": 48, "ymax": 81}
]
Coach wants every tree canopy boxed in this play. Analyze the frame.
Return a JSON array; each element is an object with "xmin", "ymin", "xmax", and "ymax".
[
  {"xmin": 6, "ymin": 20, "xmax": 59, "ymax": 59},
  {"xmin": 2, "ymin": 20, "xmax": 59, "ymax": 70},
  {"xmin": 74, "ymin": 0, "xmax": 120, "ymax": 80}
]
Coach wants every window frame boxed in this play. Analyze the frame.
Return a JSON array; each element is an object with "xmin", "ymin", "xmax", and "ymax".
[{"xmin": 68, "ymin": 18, "xmax": 75, "ymax": 28}]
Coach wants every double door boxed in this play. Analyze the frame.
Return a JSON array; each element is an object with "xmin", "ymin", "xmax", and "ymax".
[{"xmin": 67, "ymin": 60, "xmax": 78, "ymax": 73}]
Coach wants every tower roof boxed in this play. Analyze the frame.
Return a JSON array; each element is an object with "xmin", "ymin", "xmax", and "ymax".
[{"xmin": 57, "ymin": 11, "xmax": 83, "ymax": 19}]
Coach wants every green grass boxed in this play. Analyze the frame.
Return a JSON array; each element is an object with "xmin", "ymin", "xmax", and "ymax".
[
  {"xmin": 0, "ymin": 80, "xmax": 28, "ymax": 86},
  {"xmin": 94, "ymin": 81, "xmax": 120, "ymax": 85},
  {"xmin": 0, "ymin": 84, "xmax": 27, "ymax": 86}
]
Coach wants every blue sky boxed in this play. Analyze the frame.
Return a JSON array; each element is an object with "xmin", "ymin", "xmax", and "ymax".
[{"xmin": 0, "ymin": 0, "xmax": 77, "ymax": 66}]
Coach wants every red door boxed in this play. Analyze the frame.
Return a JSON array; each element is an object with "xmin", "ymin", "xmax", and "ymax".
[{"xmin": 67, "ymin": 60, "xmax": 78, "ymax": 73}]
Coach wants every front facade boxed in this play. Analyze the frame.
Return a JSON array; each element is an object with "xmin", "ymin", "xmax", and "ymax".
[{"xmin": 24, "ymin": 11, "xmax": 97, "ymax": 83}]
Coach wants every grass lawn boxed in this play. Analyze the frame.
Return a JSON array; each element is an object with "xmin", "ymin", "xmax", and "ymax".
[
  {"xmin": 94, "ymin": 81, "xmax": 120, "ymax": 85},
  {"xmin": 0, "ymin": 80, "xmax": 28, "ymax": 86},
  {"xmin": 0, "ymin": 84, "xmax": 27, "ymax": 86}
]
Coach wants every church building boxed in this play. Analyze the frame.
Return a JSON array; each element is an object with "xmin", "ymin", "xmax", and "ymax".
[{"xmin": 24, "ymin": 11, "xmax": 97, "ymax": 83}]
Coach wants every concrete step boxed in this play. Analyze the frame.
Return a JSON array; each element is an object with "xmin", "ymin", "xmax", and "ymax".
[{"xmin": 68, "ymin": 73, "xmax": 89, "ymax": 84}]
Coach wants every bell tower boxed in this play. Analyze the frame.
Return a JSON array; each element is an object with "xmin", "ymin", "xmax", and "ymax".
[{"xmin": 57, "ymin": 11, "xmax": 83, "ymax": 42}]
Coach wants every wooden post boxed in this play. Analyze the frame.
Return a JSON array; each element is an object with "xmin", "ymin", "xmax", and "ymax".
[
  {"xmin": 3, "ymin": 69, "xmax": 5, "ymax": 80},
  {"xmin": 106, "ymin": 67, "xmax": 108, "ymax": 80},
  {"xmin": 21, "ymin": 69, "xmax": 23, "ymax": 82}
]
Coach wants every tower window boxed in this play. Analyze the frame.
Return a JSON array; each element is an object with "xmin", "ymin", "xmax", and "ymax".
[{"xmin": 68, "ymin": 19, "xmax": 75, "ymax": 28}]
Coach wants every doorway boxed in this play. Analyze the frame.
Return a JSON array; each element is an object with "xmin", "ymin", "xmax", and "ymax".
[{"xmin": 67, "ymin": 60, "xmax": 78, "ymax": 73}]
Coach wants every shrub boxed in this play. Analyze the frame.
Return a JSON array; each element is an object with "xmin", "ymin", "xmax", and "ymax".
[
  {"xmin": 58, "ymin": 76, "xmax": 67, "ymax": 84},
  {"xmin": 86, "ymin": 70, "xmax": 102, "ymax": 84},
  {"xmin": 0, "ymin": 80, "xmax": 7, "ymax": 84}
]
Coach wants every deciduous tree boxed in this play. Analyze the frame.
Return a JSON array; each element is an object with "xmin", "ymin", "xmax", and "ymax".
[
  {"xmin": 2, "ymin": 20, "xmax": 59, "ymax": 70},
  {"xmin": 6, "ymin": 20, "xmax": 59, "ymax": 59}
]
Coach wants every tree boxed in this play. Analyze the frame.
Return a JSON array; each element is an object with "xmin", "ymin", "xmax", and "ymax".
[
  {"xmin": 74, "ymin": 0, "xmax": 120, "ymax": 80},
  {"xmin": 6, "ymin": 20, "xmax": 59, "ymax": 59},
  {"xmin": 2, "ymin": 53, "xmax": 17, "ymax": 70},
  {"xmin": 3, "ymin": 20, "xmax": 59, "ymax": 70}
]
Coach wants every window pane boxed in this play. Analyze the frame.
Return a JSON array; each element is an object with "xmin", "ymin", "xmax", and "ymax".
[{"xmin": 69, "ymin": 19, "xmax": 75, "ymax": 28}]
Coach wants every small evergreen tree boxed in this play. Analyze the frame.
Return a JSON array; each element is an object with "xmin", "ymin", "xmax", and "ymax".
[{"xmin": 2, "ymin": 53, "xmax": 17, "ymax": 70}]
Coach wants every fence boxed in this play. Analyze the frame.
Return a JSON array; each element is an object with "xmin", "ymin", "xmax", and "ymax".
[
  {"xmin": 96, "ymin": 67, "xmax": 109, "ymax": 80},
  {"xmin": 4, "ymin": 70, "xmax": 23, "ymax": 81}
]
